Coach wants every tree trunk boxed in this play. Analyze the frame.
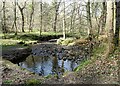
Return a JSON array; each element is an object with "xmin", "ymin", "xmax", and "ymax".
[
  {"xmin": 53, "ymin": 0, "xmax": 61, "ymax": 33},
  {"xmin": 70, "ymin": 1, "xmax": 75, "ymax": 33},
  {"xmin": 12, "ymin": 0, "xmax": 17, "ymax": 35},
  {"xmin": 114, "ymin": 1, "xmax": 120, "ymax": 47},
  {"xmin": 63, "ymin": 1, "xmax": 66, "ymax": 39},
  {"xmin": 2, "ymin": 1, "xmax": 7, "ymax": 33},
  {"xmin": 106, "ymin": 1, "xmax": 114, "ymax": 54},
  {"xmin": 78, "ymin": 4, "xmax": 82, "ymax": 35},
  {"xmin": 21, "ymin": 11, "xmax": 25, "ymax": 32},
  {"xmin": 86, "ymin": 0, "xmax": 92, "ymax": 39},
  {"xmin": 29, "ymin": 0, "xmax": 34, "ymax": 32},
  {"xmin": 39, "ymin": 0, "xmax": 42, "ymax": 36},
  {"xmin": 100, "ymin": 2, "xmax": 107, "ymax": 35}
]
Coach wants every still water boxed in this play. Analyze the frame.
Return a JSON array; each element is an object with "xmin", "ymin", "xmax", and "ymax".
[{"xmin": 19, "ymin": 55, "xmax": 79, "ymax": 76}]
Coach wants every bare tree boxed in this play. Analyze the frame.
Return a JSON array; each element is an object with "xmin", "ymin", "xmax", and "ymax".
[{"xmin": 17, "ymin": 1, "xmax": 26, "ymax": 32}]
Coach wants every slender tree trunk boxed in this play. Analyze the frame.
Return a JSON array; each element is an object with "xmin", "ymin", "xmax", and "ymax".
[
  {"xmin": 12, "ymin": 0, "xmax": 17, "ymax": 35},
  {"xmin": 78, "ymin": 4, "xmax": 82, "ymax": 35},
  {"xmin": 40, "ymin": 0, "xmax": 42, "ymax": 36},
  {"xmin": 70, "ymin": 14, "xmax": 73, "ymax": 33},
  {"xmin": 2, "ymin": 1, "xmax": 7, "ymax": 33},
  {"xmin": 29, "ymin": 0, "xmax": 34, "ymax": 32},
  {"xmin": 53, "ymin": 0, "xmax": 61, "ymax": 33},
  {"xmin": 21, "ymin": 11, "xmax": 25, "ymax": 32},
  {"xmin": 63, "ymin": 1, "xmax": 66, "ymax": 39},
  {"xmin": 114, "ymin": 1, "xmax": 120, "ymax": 47},
  {"xmin": 70, "ymin": 1, "xmax": 75, "ymax": 34},
  {"xmin": 86, "ymin": 0, "xmax": 92, "ymax": 39},
  {"xmin": 100, "ymin": 2, "xmax": 107, "ymax": 35}
]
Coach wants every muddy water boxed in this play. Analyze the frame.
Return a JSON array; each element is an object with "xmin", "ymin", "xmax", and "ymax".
[{"xmin": 19, "ymin": 55, "xmax": 78, "ymax": 76}]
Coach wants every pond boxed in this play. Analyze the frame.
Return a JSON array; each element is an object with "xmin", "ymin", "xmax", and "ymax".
[
  {"xmin": 18, "ymin": 55, "xmax": 79, "ymax": 76},
  {"xmin": 17, "ymin": 43, "xmax": 89, "ymax": 76}
]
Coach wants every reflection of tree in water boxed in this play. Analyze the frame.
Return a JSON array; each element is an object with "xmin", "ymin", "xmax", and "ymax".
[
  {"xmin": 39, "ymin": 57, "xmax": 44, "ymax": 76},
  {"xmin": 61, "ymin": 59, "xmax": 64, "ymax": 74},
  {"xmin": 31, "ymin": 55, "xmax": 37, "ymax": 73},
  {"xmin": 52, "ymin": 56, "xmax": 58, "ymax": 73},
  {"xmin": 52, "ymin": 55, "xmax": 59, "ymax": 78},
  {"xmin": 24, "ymin": 55, "xmax": 35, "ymax": 68},
  {"xmin": 70, "ymin": 60, "xmax": 74, "ymax": 71}
]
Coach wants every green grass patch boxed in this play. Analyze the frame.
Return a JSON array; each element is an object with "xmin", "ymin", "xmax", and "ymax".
[
  {"xmin": 92, "ymin": 43, "xmax": 107, "ymax": 57},
  {"xmin": 74, "ymin": 59, "xmax": 91, "ymax": 72}
]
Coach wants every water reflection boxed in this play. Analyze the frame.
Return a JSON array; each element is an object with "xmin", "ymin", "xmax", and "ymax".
[
  {"xmin": 19, "ymin": 55, "xmax": 78, "ymax": 76},
  {"xmin": 52, "ymin": 56, "xmax": 58, "ymax": 74}
]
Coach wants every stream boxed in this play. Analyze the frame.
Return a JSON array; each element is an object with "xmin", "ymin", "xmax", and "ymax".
[{"xmin": 18, "ymin": 42, "xmax": 90, "ymax": 76}]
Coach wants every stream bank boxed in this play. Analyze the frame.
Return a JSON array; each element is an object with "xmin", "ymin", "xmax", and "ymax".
[
  {"xmin": 2, "ymin": 59, "xmax": 44, "ymax": 84},
  {"xmin": 2, "ymin": 39, "xmax": 92, "ymax": 84},
  {"xmin": 2, "ymin": 38, "xmax": 119, "ymax": 85}
]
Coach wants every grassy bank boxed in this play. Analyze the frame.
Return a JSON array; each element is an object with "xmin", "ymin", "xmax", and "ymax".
[{"xmin": 74, "ymin": 42, "xmax": 107, "ymax": 72}]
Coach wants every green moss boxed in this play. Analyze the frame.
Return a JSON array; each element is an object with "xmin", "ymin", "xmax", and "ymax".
[
  {"xmin": 57, "ymin": 37, "xmax": 76, "ymax": 45},
  {"xmin": 25, "ymin": 79, "xmax": 41, "ymax": 85},
  {"xmin": 44, "ymin": 74, "xmax": 53, "ymax": 79},
  {"xmin": 3, "ymin": 80, "xmax": 13, "ymax": 84}
]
